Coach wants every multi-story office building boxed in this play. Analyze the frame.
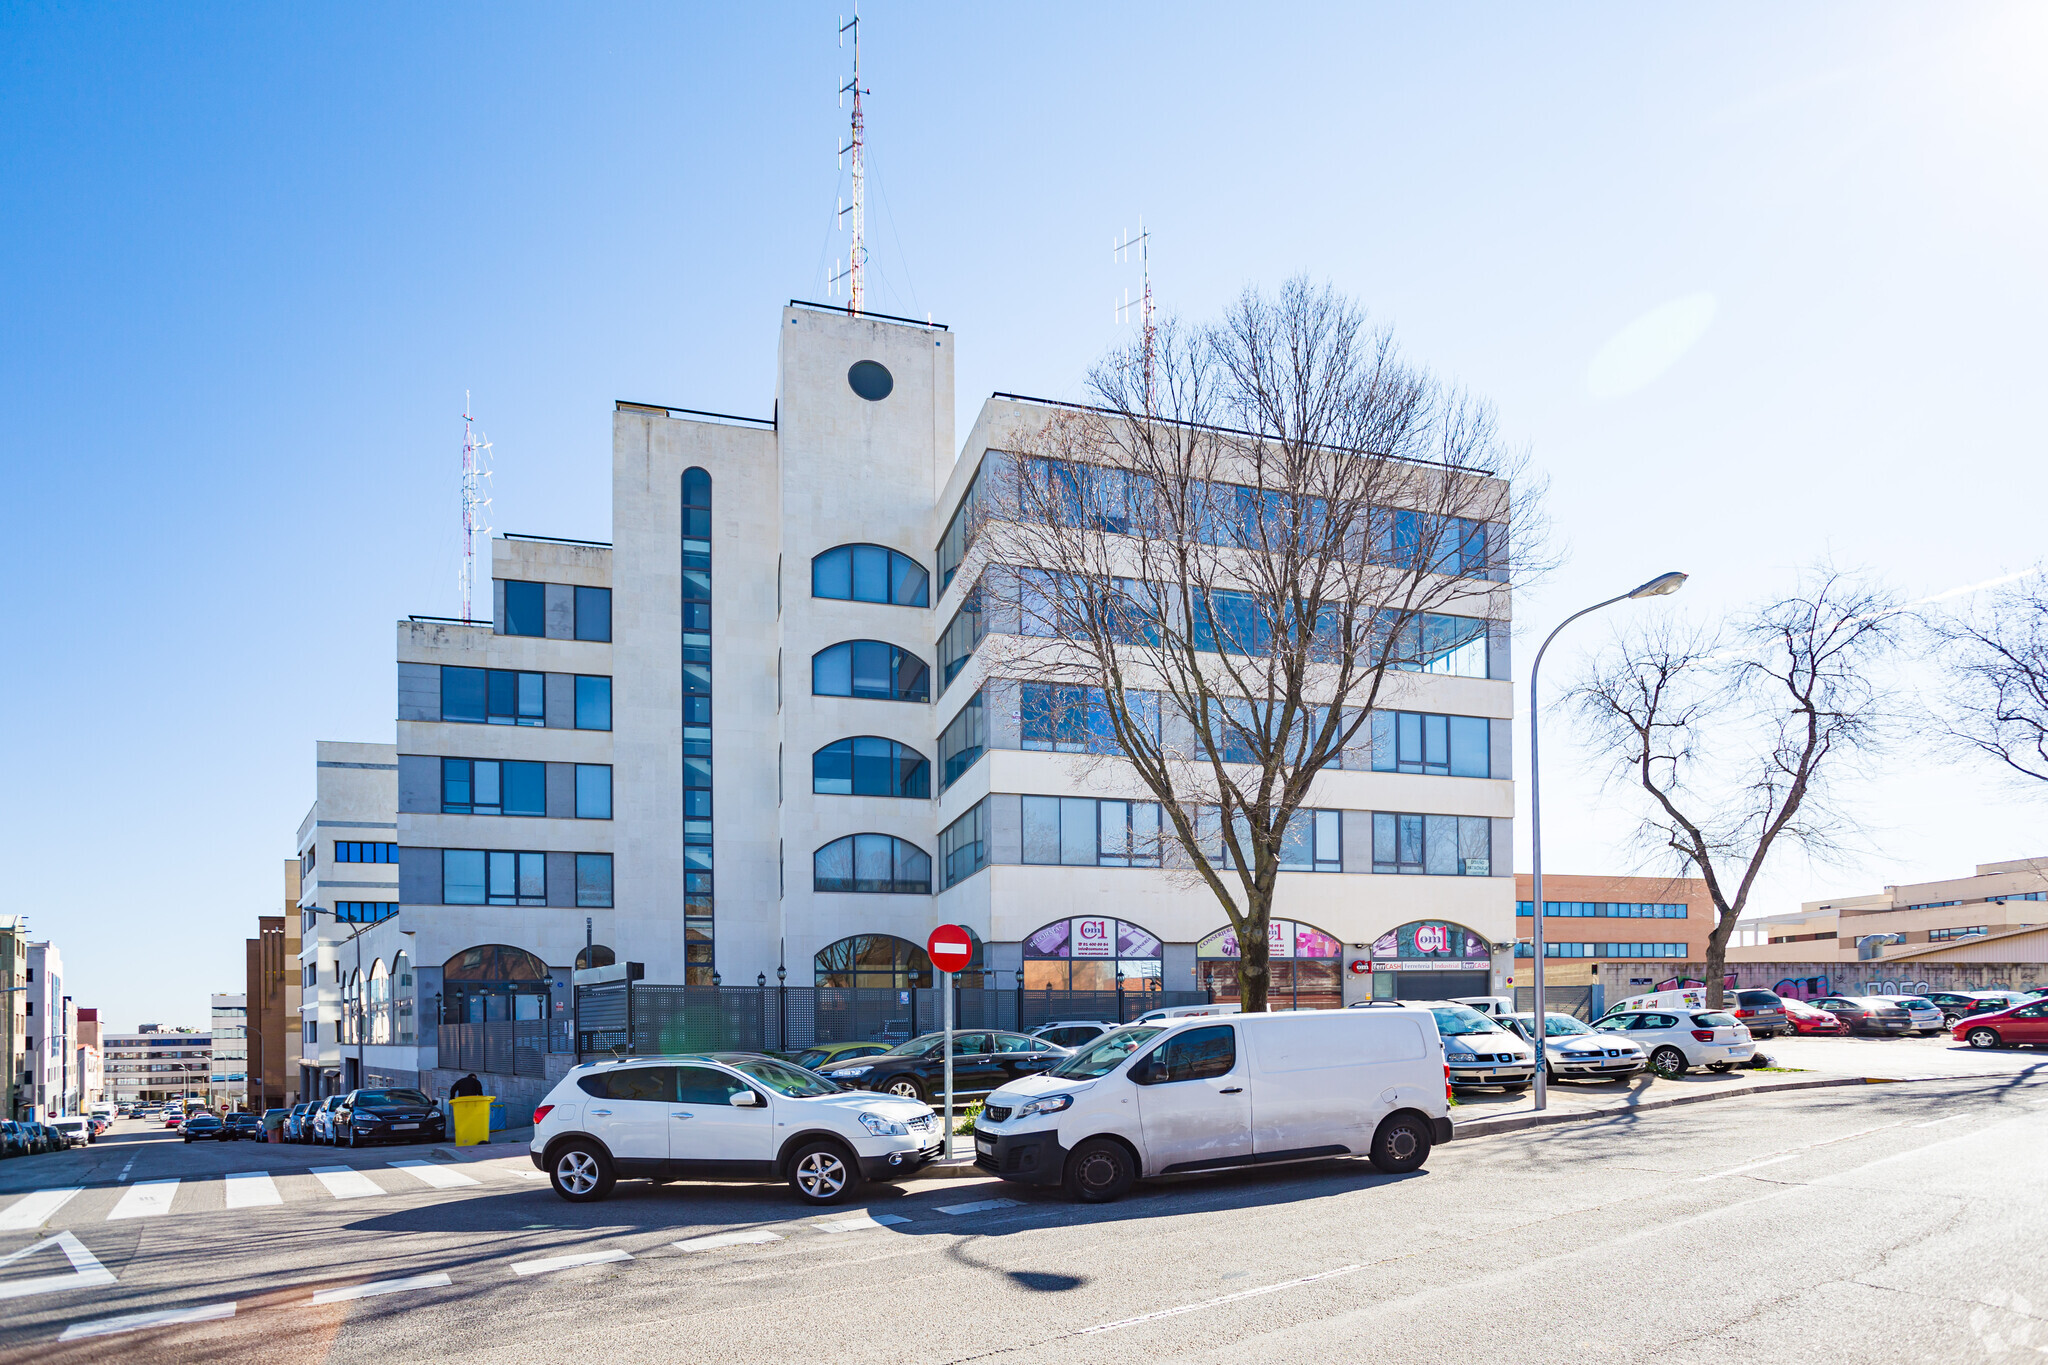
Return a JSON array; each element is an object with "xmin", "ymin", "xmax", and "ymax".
[
  {"xmin": 1515, "ymin": 872, "xmax": 1714, "ymax": 997},
  {"xmin": 210, "ymin": 993, "xmax": 248, "ymax": 1109},
  {"xmin": 103, "ymin": 1027, "xmax": 211, "ymax": 1107},
  {"xmin": 24, "ymin": 942, "xmax": 75, "ymax": 1117},
  {"xmin": 244, "ymin": 915, "xmax": 291, "ymax": 1110},
  {"xmin": 293, "ymin": 741, "xmax": 400, "ymax": 1096},
  {"xmin": 76, "ymin": 1007, "xmax": 102, "ymax": 1110},
  {"xmin": 1, "ymin": 918, "xmax": 24, "ymax": 1119},
  {"xmin": 307, "ymin": 303, "xmax": 1515, "ymax": 1105}
]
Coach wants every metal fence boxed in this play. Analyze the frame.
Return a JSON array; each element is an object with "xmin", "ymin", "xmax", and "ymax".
[
  {"xmin": 438, "ymin": 1020, "xmax": 573, "ymax": 1077},
  {"xmin": 572, "ymin": 983, "xmax": 1216, "ymax": 1058},
  {"xmin": 1512, "ymin": 985, "xmax": 1600, "ymax": 1022}
]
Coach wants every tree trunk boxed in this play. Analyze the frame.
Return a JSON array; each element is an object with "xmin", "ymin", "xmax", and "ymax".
[
  {"xmin": 1703, "ymin": 916, "xmax": 1733, "ymax": 1010},
  {"xmin": 1237, "ymin": 881, "xmax": 1275, "ymax": 1013}
]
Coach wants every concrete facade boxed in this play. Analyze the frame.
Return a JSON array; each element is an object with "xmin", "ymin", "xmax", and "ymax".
[
  {"xmin": 102, "ymin": 1027, "xmax": 210, "ymax": 1107},
  {"xmin": 1, "ymin": 919, "xmax": 24, "ymax": 1120},
  {"xmin": 24, "ymin": 942, "xmax": 75, "ymax": 1118},
  {"xmin": 210, "ymin": 993, "xmax": 247, "ymax": 1110},
  {"xmin": 292, "ymin": 741, "xmax": 400, "ymax": 1097}
]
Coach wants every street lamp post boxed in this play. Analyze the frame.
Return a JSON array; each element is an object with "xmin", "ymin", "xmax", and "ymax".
[{"xmin": 1529, "ymin": 571, "xmax": 1687, "ymax": 1112}]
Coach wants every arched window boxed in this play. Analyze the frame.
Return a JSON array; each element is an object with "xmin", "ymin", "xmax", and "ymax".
[
  {"xmin": 441, "ymin": 944, "xmax": 553, "ymax": 1023},
  {"xmin": 814, "ymin": 834, "xmax": 932, "ymax": 894},
  {"xmin": 812, "ymin": 640, "xmax": 930, "ymax": 702},
  {"xmin": 815, "ymin": 934, "xmax": 934, "ymax": 989},
  {"xmin": 368, "ymin": 958, "xmax": 392, "ymax": 1045},
  {"xmin": 575, "ymin": 944, "xmax": 616, "ymax": 970},
  {"xmin": 1199, "ymin": 919, "xmax": 1346, "ymax": 1010},
  {"xmin": 814, "ymin": 737, "xmax": 931, "ymax": 798},
  {"xmin": 343, "ymin": 969, "xmax": 362, "ymax": 1044},
  {"xmin": 812, "ymin": 544, "xmax": 929, "ymax": 606},
  {"xmin": 393, "ymin": 952, "xmax": 414, "ymax": 1045},
  {"xmin": 1023, "ymin": 916, "xmax": 1164, "ymax": 994}
]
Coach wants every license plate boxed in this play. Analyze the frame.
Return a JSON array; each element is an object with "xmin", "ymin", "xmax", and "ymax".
[
  {"xmin": 393, "ymin": 1123, "xmax": 419, "ymax": 1130},
  {"xmin": 975, "ymin": 1139, "xmax": 994, "ymax": 1155}
]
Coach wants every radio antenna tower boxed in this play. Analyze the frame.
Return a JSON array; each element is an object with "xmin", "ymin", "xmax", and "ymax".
[
  {"xmin": 460, "ymin": 392, "xmax": 493, "ymax": 623},
  {"xmin": 1114, "ymin": 219, "xmax": 1155, "ymax": 412},
  {"xmin": 830, "ymin": 5, "xmax": 868, "ymax": 314}
]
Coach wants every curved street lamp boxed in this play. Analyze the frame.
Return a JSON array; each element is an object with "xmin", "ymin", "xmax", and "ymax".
[{"xmin": 1528, "ymin": 571, "xmax": 1686, "ymax": 1111}]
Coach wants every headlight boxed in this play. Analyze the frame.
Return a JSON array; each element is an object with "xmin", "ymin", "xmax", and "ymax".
[
  {"xmin": 858, "ymin": 1112, "xmax": 908, "ymax": 1137},
  {"xmin": 1016, "ymin": 1093, "xmax": 1074, "ymax": 1119},
  {"xmin": 834, "ymin": 1065, "xmax": 874, "ymax": 1078}
]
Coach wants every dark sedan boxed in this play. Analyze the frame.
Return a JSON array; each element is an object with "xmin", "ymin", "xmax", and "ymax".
[
  {"xmin": 786, "ymin": 1041, "xmax": 893, "ymax": 1072},
  {"xmin": 814, "ymin": 1030, "xmax": 1071, "ymax": 1102},
  {"xmin": 333, "ymin": 1088, "xmax": 445, "ymax": 1148},
  {"xmin": 181, "ymin": 1114, "xmax": 228, "ymax": 1143},
  {"xmin": 223, "ymin": 1113, "xmax": 265, "ymax": 1142},
  {"xmin": 1809, "ymin": 996, "xmax": 1913, "ymax": 1036},
  {"xmin": 1725, "ymin": 989, "xmax": 1789, "ymax": 1039}
]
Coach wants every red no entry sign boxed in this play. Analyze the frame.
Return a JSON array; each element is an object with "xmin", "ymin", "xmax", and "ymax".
[{"xmin": 927, "ymin": 924, "xmax": 974, "ymax": 975}]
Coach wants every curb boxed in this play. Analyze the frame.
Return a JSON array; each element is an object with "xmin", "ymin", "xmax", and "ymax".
[{"xmin": 1450, "ymin": 1064, "xmax": 2048, "ymax": 1141}]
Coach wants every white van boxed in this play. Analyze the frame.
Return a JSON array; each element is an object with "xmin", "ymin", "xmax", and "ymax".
[
  {"xmin": 1599, "ymin": 988, "xmax": 1711, "ymax": 1019},
  {"xmin": 1130, "ymin": 1002, "xmax": 1241, "ymax": 1024},
  {"xmin": 972, "ymin": 1009, "xmax": 1453, "ymax": 1202}
]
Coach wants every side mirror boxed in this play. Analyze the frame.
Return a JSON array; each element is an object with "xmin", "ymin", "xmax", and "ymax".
[{"xmin": 730, "ymin": 1090, "xmax": 761, "ymax": 1107}]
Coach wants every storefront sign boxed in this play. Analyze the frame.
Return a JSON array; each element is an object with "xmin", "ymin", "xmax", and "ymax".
[
  {"xmin": 1071, "ymin": 917, "xmax": 1115, "ymax": 958},
  {"xmin": 1414, "ymin": 924, "xmax": 1451, "ymax": 955}
]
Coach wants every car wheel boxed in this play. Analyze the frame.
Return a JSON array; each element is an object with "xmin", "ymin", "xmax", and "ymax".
[
  {"xmin": 1062, "ymin": 1137, "xmax": 1136, "ymax": 1203},
  {"xmin": 788, "ymin": 1140, "xmax": 862, "ymax": 1205},
  {"xmin": 882, "ymin": 1076, "xmax": 925, "ymax": 1102},
  {"xmin": 549, "ymin": 1141, "xmax": 614, "ymax": 1202},
  {"xmin": 1967, "ymin": 1028, "xmax": 2001, "ymax": 1050},
  {"xmin": 1650, "ymin": 1047, "xmax": 1688, "ymax": 1079}
]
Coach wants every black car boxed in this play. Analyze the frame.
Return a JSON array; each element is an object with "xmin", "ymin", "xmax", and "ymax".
[
  {"xmin": 223, "ymin": 1113, "xmax": 265, "ymax": 1142},
  {"xmin": 333, "ymin": 1088, "xmax": 445, "ymax": 1148},
  {"xmin": 181, "ymin": 1114, "xmax": 227, "ymax": 1143},
  {"xmin": 1809, "ymin": 996, "xmax": 1912, "ymax": 1036},
  {"xmin": 814, "ymin": 1030, "xmax": 1071, "ymax": 1102}
]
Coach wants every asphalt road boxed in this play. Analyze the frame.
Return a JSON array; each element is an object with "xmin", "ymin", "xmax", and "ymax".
[{"xmin": 4, "ymin": 1076, "xmax": 2045, "ymax": 1364}]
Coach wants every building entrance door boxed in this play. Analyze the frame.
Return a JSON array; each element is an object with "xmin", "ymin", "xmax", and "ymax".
[{"xmin": 1392, "ymin": 971, "xmax": 1490, "ymax": 1002}]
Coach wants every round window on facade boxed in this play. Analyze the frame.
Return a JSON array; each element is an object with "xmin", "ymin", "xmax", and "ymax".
[{"xmin": 847, "ymin": 360, "xmax": 894, "ymax": 401}]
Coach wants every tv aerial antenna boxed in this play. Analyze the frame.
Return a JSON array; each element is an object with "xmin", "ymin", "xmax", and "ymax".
[
  {"xmin": 460, "ymin": 393, "xmax": 493, "ymax": 623},
  {"xmin": 1114, "ymin": 219, "xmax": 1155, "ymax": 411},
  {"xmin": 829, "ymin": 4, "xmax": 869, "ymax": 315}
]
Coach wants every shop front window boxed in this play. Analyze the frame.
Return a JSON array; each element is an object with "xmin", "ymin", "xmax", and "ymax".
[
  {"xmin": 1022, "ymin": 916, "xmax": 1164, "ymax": 993},
  {"xmin": 1196, "ymin": 919, "xmax": 1344, "ymax": 1009}
]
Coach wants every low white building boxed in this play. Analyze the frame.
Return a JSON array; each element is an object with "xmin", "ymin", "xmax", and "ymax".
[{"xmin": 300, "ymin": 302, "xmax": 1518, "ymax": 1107}]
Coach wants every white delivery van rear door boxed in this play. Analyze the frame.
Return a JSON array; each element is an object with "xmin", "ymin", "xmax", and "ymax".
[
  {"xmin": 1243, "ymin": 1011, "xmax": 1426, "ymax": 1157},
  {"xmin": 1133, "ymin": 1023, "xmax": 1253, "ymax": 1174}
]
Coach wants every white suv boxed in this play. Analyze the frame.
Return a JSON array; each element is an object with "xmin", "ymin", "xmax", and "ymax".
[
  {"xmin": 531, "ymin": 1053, "xmax": 941, "ymax": 1205},
  {"xmin": 1593, "ymin": 1008, "xmax": 1754, "ymax": 1078}
]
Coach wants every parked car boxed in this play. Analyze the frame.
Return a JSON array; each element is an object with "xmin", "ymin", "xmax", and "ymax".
[
  {"xmin": 1724, "ymin": 989, "xmax": 1790, "ymax": 1039},
  {"xmin": 0, "ymin": 1121, "xmax": 28, "ymax": 1157},
  {"xmin": 332, "ymin": 1088, "xmax": 446, "ymax": 1148},
  {"xmin": 1499, "ymin": 1012, "xmax": 1646, "ymax": 1082},
  {"xmin": 785, "ymin": 1041, "xmax": 894, "ymax": 1073},
  {"xmin": 283, "ymin": 1102, "xmax": 315, "ymax": 1142},
  {"xmin": 89, "ymin": 1116, "xmax": 110, "ymax": 1138},
  {"xmin": 1783, "ymin": 998, "xmax": 1851, "ymax": 1036},
  {"xmin": 1953, "ymin": 998, "xmax": 2048, "ymax": 1050},
  {"xmin": 1029, "ymin": 1021, "xmax": 1120, "ymax": 1050},
  {"xmin": 182, "ymin": 1114, "xmax": 227, "ymax": 1143},
  {"xmin": 1593, "ymin": 1008, "xmax": 1755, "ymax": 1078},
  {"xmin": 975, "ymin": 1009, "xmax": 1455, "ymax": 1202},
  {"xmin": 1448, "ymin": 996, "xmax": 1517, "ymax": 1018},
  {"xmin": 1808, "ymin": 996, "xmax": 1913, "ymax": 1036},
  {"xmin": 223, "ymin": 1113, "xmax": 265, "ymax": 1142},
  {"xmin": 814, "ymin": 1030, "xmax": 1072, "ymax": 1102},
  {"xmin": 531, "ymin": 1052, "xmax": 942, "ymax": 1205},
  {"xmin": 1925, "ymin": 990, "xmax": 2032, "ymax": 1023},
  {"xmin": 310, "ymin": 1095, "xmax": 346, "ymax": 1144},
  {"xmin": 163, "ymin": 1112, "xmax": 183, "ymax": 1128},
  {"xmin": 1371, "ymin": 1002, "xmax": 1534, "ymax": 1091},
  {"xmin": 260, "ymin": 1108, "xmax": 290, "ymax": 1142},
  {"xmin": 1886, "ymin": 996, "xmax": 1947, "ymax": 1035},
  {"xmin": 50, "ymin": 1117, "xmax": 93, "ymax": 1147}
]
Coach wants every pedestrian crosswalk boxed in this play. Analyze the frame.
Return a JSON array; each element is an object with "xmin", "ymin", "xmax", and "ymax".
[
  {"xmin": 0, "ymin": 1159, "xmax": 515, "ymax": 1228},
  {"xmin": 107, "ymin": 1180, "xmax": 179, "ymax": 1220}
]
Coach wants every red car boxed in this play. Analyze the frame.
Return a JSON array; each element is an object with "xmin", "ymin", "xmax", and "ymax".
[
  {"xmin": 1783, "ymin": 998, "xmax": 1850, "ymax": 1036},
  {"xmin": 1953, "ymin": 998, "xmax": 2048, "ymax": 1050}
]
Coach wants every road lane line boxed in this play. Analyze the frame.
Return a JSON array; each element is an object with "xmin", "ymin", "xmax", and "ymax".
[
  {"xmin": 310, "ymin": 1272, "xmax": 452, "ymax": 1304},
  {"xmin": 58, "ymin": 1303, "xmax": 236, "ymax": 1341},
  {"xmin": 813, "ymin": 1212, "xmax": 911, "ymax": 1233},
  {"xmin": 388, "ymin": 1159, "xmax": 481, "ymax": 1189},
  {"xmin": 309, "ymin": 1166, "xmax": 385, "ymax": 1200},
  {"xmin": 674, "ymin": 1229, "xmax": 784, "ymax": 1252},
  {"xmin": 116, "ymin": 1160, "xmax": 134, "ymax": 1182},
  {"xmin": 0, "ymin": 1188, "xmax": 84, "ymax": 1230},
  {"xmin": 511, "ymin": 1249, "xmax": 633, "ymax": 1276},
  {"xmin": 107, "ymin": 1180, "xmax": 179, "ymax": 1220},
  {"xmin": 0, "ymin": 1231, "xmax": 117, "ymax": 1300},
  {"xmin": 1695, "ymin": 1153, "xmax": 1802, "ymax": 1182},
  {"xmin": 935, "ymin": 1198, "xmax": 1020, "ymax": 1216},
  {"xmin": 1078, "ymin": 1264, "xmax": 1362, "ymax": 1335},
  {"xmin": 224, "ymin": 1172, "xmax": 282, "ymax": 1208}
]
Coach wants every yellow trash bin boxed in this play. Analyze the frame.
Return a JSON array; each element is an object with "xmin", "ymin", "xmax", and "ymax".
[{"xmin": 450, "ymin": 1094, "xmax": 495, "ymax": 1146}]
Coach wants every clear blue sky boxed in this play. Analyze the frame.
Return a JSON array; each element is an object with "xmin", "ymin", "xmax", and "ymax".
[{"xmin": 5, "ymin": 4, "xmax": 2044, "ymax": 1029}]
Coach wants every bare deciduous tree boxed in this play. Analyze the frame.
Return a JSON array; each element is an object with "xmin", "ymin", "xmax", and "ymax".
[
  {"xmin": 1929, "ymin": 570, "xmax": 2048, "ymax": 786},
  {"xmin": 959, "ymin": 278, "xmax": 1540, "ymax": 1011},
  {"xmin": 1570, "ymin": 571, "xmax": 1899, "ymax": 1008}
]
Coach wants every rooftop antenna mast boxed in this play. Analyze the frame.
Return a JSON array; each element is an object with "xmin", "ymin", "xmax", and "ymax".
[
  {"xmin": 460, "ymin": 392, "xmax": 493, "ymax": 623},
  {"xmin": 830, "ymin": 5, "xmax": 868, "ymax": 314},
  {"xmin": 1114, "ymin": 219, "xmax": 1155, "ymax": 412}
]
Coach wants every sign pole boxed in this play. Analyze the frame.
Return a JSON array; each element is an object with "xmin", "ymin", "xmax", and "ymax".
[{"xmin": 943, "ymin": 968, "xmax": 955, "ymax": 1161}]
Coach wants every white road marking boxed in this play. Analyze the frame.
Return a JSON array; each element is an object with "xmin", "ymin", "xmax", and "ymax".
[
  {"xmin": 224, "ymin": 1172, "xmax": 282, "ymax": 1208},
  {"xmin": 116, "ymin": 1160, "xmax": 134, "ymax": 1182},
  {"xmin": 388, "ymin": 1160, "xmax": 480, "ymax": 1189},
  {"xmin": 310, "ymin": 1272, "xmax": 452, "ymax": 1304},
  {"xmin": 813, "ymin": 1212, "xmax": 911, "ymax": 1233},
  {"xmin": 673, "ymin": 1229, "xmax": 784, "ymax": 1252},
  {"xmin": 58, "ymin": 1302, "xmax": 235, "ymax": 1341},
  {"xmin": 1078, "ymin": 1264, "xmax": 1362, "ymax": 1335},
  {"xmin": 511, "ymin": 1249, "xmax": 633, "ymax": 1276},
  {"xmin": 309, "ymin": 1166, "xmax": 385, "ymax": 1200},
  {"xmin": 107, "ymin": 1179, "xmax": 179, "ymax": 1220},
  {"xmin": 0, "ymin": 1230, "xmax": 117, "ymax": 1301},
  {"xmin": 0, "ymin": 1188, "xmax": 83, "ymax": 1231},
  {"xmin": 936, "ymin": 1198, "xmax": 1020, "ymax": 1216},
  {"xmin": 1695, "ymin": 1153, "xmax": 1802, "ymax": 1182},
  {"xmin": 506, "ymin": 1170, "xmax": 550, "ymax": 1181},
  {"xmin": 1913, "ymin": 1116, "xmax": 1968, "ymax": 1128}
]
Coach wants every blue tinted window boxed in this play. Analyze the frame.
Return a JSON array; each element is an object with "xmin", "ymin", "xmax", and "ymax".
[
  {"xmin": 576, "ymin": 853, "xmax": 613, "ymax": 907},
  {"xmin": 502, "ymin": 761, "xmax": 546, "ymax": 816},
  {"xmin": 813, "ymin": 738, "xmax": 930, "ymax": 798},
  {"xmin": 575, "ymin": 676, "xmax": 612, "ymax": 730},
  {"xmin": 812, "ymin": 641, "xmax": 930, "ymax": 702},
  {"xmin": 938, "ymin": 690, "xmax": 986, "ymax": 790},
  {"xmin": 576, "ymin": 765, "xmax": 612, "ymax": 819},
  {"xmin": 575, "ymin": 586, "xmax": 612, "ymax": 642},
  {"xmin": 441, "ymin": 667, "xmax": 486, "ymax": 722},
  {"xmin": 503, "ymin": 580, "xmax": 544, "ymax": 636},
  {"xmin": 812, "ymin": 545, "xmax": 929, "ymax": 606},
  {"xmin": 813, "ymin": 835, "xmax": 931, "ymax": 894},
  {"xmin": 443, "ymin": 850, "xmax": 485, "ymax": 904}
]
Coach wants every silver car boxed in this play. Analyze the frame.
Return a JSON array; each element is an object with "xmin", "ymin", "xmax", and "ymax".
[
  {"xmin": 1888, "ymin": 996, "xmax": 1946, "ymax": 1036},
  {"xmin": 1501, "ymin": 1012, "xmax": 1647, "ymax": 1082},
  {"xmin": 1417, "ymin": 1002, "xmax": 1536, "ymax": 1090}
]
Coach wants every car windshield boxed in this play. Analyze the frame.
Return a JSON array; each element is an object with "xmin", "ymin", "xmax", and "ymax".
[
  {"xmin": 727, "ymin": 1058, "xmax": 842, "ymax": 1098},
  {"xmin": 884, "ymin": 1033, "xmax": 944, "ymax": 1057},
  {"xmin": 354, "ymin": 1089, "xmax": 431, "ymax": 1107},
  {"xmin": 1694, "ymin": 1012, "xmax": 1740, "ymax": 1028},
  {"xmin": 1051, "ymin": 1026, "xmax": 1164, "ymax": 1079},
  {"xmin": 1429, "ymin": 1004, "xmax": 1502, "ymax": 1037},
  {"xmin": 1895, "ymin": 997, "xmax": 1932, "ymax": 1009},
  {"xmin": 1508, "ymin": 1012, "xmax": 1591, "ymax": 1037}
]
